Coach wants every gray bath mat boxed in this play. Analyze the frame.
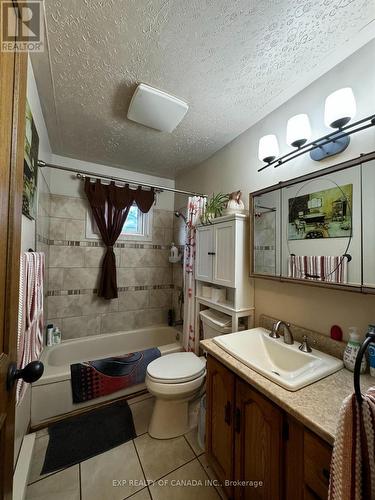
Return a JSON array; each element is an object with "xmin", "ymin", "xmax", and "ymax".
[{"xmin": 41, "ymin": 400, "xmax": 136, "ymax": 474}]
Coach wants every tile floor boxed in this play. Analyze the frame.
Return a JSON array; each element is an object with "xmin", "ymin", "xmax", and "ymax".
[{"xmin": 25, "ymin": 394, "xmax": 224, "ymax": 500}]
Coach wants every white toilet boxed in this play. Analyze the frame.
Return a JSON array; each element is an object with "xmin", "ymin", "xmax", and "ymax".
[
  {"xmin": 146, "ymin": 308, "xmax": 234, "ymax": 439},
  {"xmin": 146, "ymin": 352, "xmax": 206, "ymax": 439}
]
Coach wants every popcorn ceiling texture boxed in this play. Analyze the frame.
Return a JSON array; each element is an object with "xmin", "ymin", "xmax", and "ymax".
[{"xmin": 32, "ymin": 0, "xmax": 373, "ymax": 178}]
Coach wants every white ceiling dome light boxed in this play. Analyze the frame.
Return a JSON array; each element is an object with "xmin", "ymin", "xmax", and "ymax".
[{"xmin": 127, "ymin": 83, "xmax": 189, "ymax": 133}]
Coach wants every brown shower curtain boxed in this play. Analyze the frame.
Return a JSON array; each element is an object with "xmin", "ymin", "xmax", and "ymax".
[{"xmin": 84, "ymin": 178, "xmax": 155, "ymax": 299}]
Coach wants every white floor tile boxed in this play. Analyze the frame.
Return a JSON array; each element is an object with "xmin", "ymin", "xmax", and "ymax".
[
  {"xmin": 25, "ymin": 466, "xmax": 80, "ymax": 500},
  {"xmin": 134, "ymin": 433, "xmax": 194, "ymax": 481},
  {"xmin": 149, "ymin": 459, "xmax": 221, "ymax": 500},
  {"xmin": 80, "ymin": 440, "xmax": 146, "ymax": 500},
  {"xmin": 184, "ymin": 427, "xmax": 204, "ymax": 456}
]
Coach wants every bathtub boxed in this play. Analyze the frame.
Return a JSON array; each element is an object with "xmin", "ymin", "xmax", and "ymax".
[{"xmin": 31, "ymin": 326, "xmax": 182, "ymax": 426}]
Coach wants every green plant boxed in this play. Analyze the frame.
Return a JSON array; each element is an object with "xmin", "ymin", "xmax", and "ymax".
[{"xmin": 201, "ymin": 192, "xmax": 229, "ymax": 224}]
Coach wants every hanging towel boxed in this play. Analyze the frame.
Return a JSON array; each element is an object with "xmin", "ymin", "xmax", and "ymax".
[
  {"xmin": 288, "ymin": 255, "xmax": 348, "ymax": 283},
  {"xmin": 70, "ymin": 347, "xmax": 161, "ymax": 403},
  {"xmin": 329, "ymin": 388, "xmax": 375, "ymax": 500},
  {"xmin": 17, "ymin": 252, "xmax": 45, "ymax": 404}
]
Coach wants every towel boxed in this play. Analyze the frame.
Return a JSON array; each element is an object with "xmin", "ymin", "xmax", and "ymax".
[
  {"xmin": 70, "ymin": 347, "xmax": 161, "ymax": 403},
  {"xmin": 288, "ymin": 255, "xmax": 348, "ymax": 283},
  {"xmin": 329, "ymin": 388, "xmax": 375, "ymax": 500},
  {"xmin": 17, "ymin": 252, "xmax": 45, "ymax": 404}
]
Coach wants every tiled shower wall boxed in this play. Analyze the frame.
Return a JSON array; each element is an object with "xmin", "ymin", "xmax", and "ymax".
[
  {"xmin": 36, "ymin": 173, "xmax": 51, "ymax": 325},
  {"xmin": 44, "ymin": 193, "xmax": 175, "ymax": 340}
]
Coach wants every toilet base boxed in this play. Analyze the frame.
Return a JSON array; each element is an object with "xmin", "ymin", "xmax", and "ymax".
[{"xmin": 148, "ymin": 398, "xmax": 190, "ymax": 439}]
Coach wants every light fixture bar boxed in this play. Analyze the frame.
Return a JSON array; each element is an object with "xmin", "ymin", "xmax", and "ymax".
[{"xmin": 258, "ymin": 114, "xmax": 375, "ymax": 172}]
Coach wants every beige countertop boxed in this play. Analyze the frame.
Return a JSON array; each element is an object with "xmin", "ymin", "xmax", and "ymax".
[{"xmin": 201, "ymin": 338, "xmax": 375, "ymax": 446}]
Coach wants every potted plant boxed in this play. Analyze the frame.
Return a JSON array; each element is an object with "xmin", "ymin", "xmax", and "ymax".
[{"xmin": 201, "ymin": 192, "xmax": 229, "ymax": 224}]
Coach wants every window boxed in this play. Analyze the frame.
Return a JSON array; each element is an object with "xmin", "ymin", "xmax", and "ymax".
[{"xmin": 86, "ymin": 203, "xmax": 152, "ymax": 241}]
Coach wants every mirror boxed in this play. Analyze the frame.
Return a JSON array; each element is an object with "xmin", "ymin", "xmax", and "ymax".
[
  {"xmin": 253, "ymin": 191, "xmax": 281, "ymax": 276},
  {"xmin": 362, "ymin": 159, "xmax": 375, "ymax": 289},
  {"xmin": 250, "ymin": 157, "xmax": 369, "ymax": 291}
]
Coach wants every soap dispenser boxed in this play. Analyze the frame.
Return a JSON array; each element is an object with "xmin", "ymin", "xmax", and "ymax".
[{"xmin": 343, "ymin": 327, "xmax": 367, "ymax": 373}]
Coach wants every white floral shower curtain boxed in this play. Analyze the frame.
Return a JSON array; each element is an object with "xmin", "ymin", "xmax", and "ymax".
[{"xmin": 183, "ymin": 196, "xmax": 205, "ymax": 354}]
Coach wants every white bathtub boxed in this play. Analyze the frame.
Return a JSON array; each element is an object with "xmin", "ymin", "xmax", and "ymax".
[{"xmin": 31, "ymin": 326, "xmax": 182, "ymax": 426}]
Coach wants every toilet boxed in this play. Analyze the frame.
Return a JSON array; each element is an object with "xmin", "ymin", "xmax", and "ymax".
[{"xmin": 146, "ymin": 352, "xmax": 206, "ymax": 439}]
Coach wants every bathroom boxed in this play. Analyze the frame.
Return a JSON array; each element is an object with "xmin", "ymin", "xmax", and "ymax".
[{"xmin": 1, "ymin": 1, "xmax": 375, "ymax": 499}]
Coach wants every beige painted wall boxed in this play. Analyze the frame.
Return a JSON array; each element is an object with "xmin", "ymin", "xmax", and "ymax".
[{"xmin": 176, "ymin": 40, "xmax": 375, "ymax": 340}]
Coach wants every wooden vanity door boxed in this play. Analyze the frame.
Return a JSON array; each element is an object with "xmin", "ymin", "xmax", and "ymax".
[
  {"xmin": 206, "ymin": 355, "xmax": 235, "ymax": 498},
  {"xmin": 234, "ymin": 380, "xmax": 283, "ymax": 500}
]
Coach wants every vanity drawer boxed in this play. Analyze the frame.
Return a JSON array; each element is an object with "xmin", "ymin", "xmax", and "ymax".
[{"xmin": 304, "ymin": 430, "xmax": 332, "ymax": 499}]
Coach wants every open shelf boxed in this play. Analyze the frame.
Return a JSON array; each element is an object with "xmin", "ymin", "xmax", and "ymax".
[{"xmin": 196, "ymin": 295, "xmax": 254, "ymax": 314}]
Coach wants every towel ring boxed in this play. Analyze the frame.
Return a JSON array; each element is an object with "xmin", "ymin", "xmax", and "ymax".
[{"xmin": 354, "ymin": 331, "xmax": 375, "ymax": 404}]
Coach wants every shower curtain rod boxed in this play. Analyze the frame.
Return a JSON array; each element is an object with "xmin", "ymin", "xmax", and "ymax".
[{"xmin": 37, "ymin": 160, "xmax": 207, "ymax": 198}]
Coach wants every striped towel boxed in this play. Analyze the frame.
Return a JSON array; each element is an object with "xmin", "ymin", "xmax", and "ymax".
[
  {"xmin": 329, "ymin": 388, "xmax": 375, "ymax": 500},
  {"xmin": 288, "ymin": 255, "xmax": 348, "ymax": 283},
  {"xmin": 17, "ymin": 252, "xmax": 45, "ymax": 404}
]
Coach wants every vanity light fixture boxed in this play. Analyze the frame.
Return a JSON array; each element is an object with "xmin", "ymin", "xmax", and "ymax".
[
  {"xmin": 258, "ymin": 134, "xmax": 279, "ymax": 163},
  {"xmin": 324, "ymin": 87, "xmax": 356, "ymax": 129},
  {"xmin": 286, "ymin": 114, "xmax": 312, "ymax": 148},
  {"xmin": 258, "ymin": 88, "xmax": 375, "ymax": 172}
]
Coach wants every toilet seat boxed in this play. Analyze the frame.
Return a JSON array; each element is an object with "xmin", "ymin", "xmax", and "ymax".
[{"xmin": 147, "ymin": 352, "xmax": 206, "ymax": 384}]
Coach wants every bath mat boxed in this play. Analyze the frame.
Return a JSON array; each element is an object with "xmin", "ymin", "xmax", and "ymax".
[
  {"xmin": 70, "ymin": 347, "xmax": 161, "ymax": 403},
  {"xmin": 41, "ymin": 399, "xmax": 136, "ymax": 474}
]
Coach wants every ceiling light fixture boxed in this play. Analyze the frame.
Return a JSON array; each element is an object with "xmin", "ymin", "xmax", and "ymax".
[
  {"xmin": 127, "ymin": 83, "xmax": 188, "ymax": 133},
  {"xmin": 258, "ymin": 88, "xmax": 375, "ymax": 172}
]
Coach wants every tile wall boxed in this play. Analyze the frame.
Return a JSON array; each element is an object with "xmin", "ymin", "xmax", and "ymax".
[
  {"xmin": 36, "ymin": 173, "xmax": 51, "ymax": 325},
  {"xmin": 41, "ymin": 193, "xmax": 175, "ymax": 340}
]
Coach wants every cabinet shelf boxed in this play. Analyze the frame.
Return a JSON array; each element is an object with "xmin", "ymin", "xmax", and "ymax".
[{"xmin": 196, "ymin": 295, "xmax": 254, "ymax": 315}]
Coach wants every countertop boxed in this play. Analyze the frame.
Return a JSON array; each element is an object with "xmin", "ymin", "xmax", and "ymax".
[{"xmin": 201, "ymin": 338, "xmax": 375, "ymax": 446}]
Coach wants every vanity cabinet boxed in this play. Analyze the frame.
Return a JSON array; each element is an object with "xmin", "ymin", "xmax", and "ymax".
[
  {"xmin": 234, "ymin": 379, "xmax": 283, "ymax": 499},
  {"xmin": 205, "ymin": 355, "xmax": 236, "ymax": 498},
  {"xmin": 205, "ymin": 355, "xmax": 332, "ymax": 500}
]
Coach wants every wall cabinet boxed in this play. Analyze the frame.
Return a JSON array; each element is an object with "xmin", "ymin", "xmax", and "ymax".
[
  {"xmin": 196, "ymin": 220, "xmax": 235, "ymax": 286},
  {"xmin": 206, "ymin": 355, "xmax": 332, "ymax": 500}
]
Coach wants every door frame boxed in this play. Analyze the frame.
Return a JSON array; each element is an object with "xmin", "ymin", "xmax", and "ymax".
[{"xmin": 0, "ymin": 1, "xmax": 28, "ymax": 497}]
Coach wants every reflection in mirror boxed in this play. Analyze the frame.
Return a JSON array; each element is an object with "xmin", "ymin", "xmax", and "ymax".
[
  {"xmin": 362, "ymin": 160, "xmax": 375, "ymax": 288},
  {"xmin": 253, "ymin": 191, "xmax": 280, "ymax": 276},
  {"xmin": 281, "ymin": 165, "xmax": 361, "ymax": 286}
]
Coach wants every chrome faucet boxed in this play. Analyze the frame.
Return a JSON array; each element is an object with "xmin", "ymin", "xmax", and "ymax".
[{"xmin": 270, "ymin": 320, "xmax": 294, "ymax": 345}]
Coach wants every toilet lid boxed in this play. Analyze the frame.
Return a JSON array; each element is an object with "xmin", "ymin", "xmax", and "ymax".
[{"xmin": 147, "ymin": 352, "xmax": 206, "ymax": 383}]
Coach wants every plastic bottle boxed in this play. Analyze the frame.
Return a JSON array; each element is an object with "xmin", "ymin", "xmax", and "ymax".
[
  {"xmin": 367, "ymin": 325, "xmax": 375, "ymax": 377},
  {"xmin": 343, "ymin": 327, "xmax": 366, "ymax": 373},
  {"xmin": 52, "ymin": 326, "xmax": 61, "ymax": 345},
  {"xmin": 46, "ymin": 324, "xmax": 54, "ymax": 347},
  {"xmin": 170, "ymin": 242, "xmax": 178, "ymax": 260}
]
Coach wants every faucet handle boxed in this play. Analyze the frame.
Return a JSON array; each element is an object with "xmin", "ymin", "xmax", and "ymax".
[{"xmin": 299, "ymin": 335, "xmax": 313, "ymax": 353}]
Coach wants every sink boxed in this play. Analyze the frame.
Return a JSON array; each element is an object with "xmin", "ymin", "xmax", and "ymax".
[{"xmin": 213, "ymin": 327, "xmax": 343, "ymax": 391}]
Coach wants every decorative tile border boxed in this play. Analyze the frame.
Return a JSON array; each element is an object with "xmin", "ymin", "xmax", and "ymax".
[
  {"xmin": 255, "ymin": 245, "xmax": 275, "ymax": 251},
  {"xmin": 47, "ymin": 283, "xmax": 175, "ymax": 297},
  {"xmin": 46, "ymin": 238, "xmax": 170, "ymax": 250}
]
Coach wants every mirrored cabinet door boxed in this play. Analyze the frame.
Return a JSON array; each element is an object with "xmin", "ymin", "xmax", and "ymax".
[
  {"xmin": 362, "ymin": 160, "xmax": 375, "ymax": 288},
  {"xmin": 252, "ymin": 190, "xmax": 281, "ymax": 277},
  {"xmin": 280, "ymin": 165, "xmax": 361, "ymax": 286}
]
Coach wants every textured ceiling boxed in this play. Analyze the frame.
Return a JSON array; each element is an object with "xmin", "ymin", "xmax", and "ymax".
[{"xmin": 32, "ymin": 0, "xmax": 374, "ymax": 178}]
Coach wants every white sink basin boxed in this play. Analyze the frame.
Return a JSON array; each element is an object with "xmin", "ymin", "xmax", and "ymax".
[{"xmin": 213, "ymin": 327, "xmax": 343, "ymax": 391}]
